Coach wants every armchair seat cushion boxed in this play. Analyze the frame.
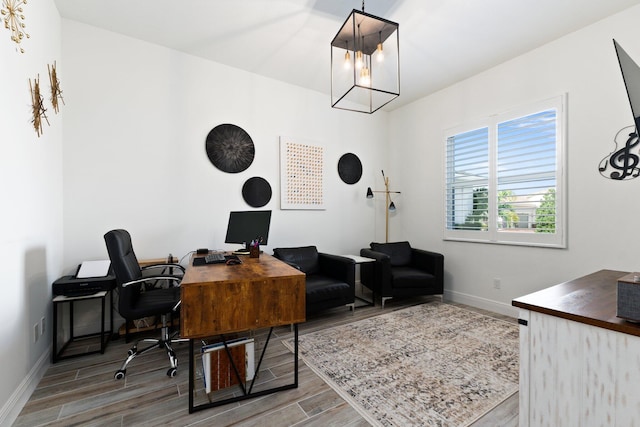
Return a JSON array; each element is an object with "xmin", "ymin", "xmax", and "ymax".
[
  {"xmin": 306, "ymin": 276, "xmax": 352, "ymax": 304},
  {"xmin": 391, "ymin": 267, "xmax": 436, "ymax": 289}
]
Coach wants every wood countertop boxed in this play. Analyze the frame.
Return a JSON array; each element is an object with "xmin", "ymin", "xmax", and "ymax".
[{"xmin": 512, "ymin": 269, "xmax": 640, "ymax": 337}]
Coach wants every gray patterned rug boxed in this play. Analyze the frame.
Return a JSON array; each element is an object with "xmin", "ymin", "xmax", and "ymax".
[{"xmin": 283, "ymin": 303, "xmax": 519, "ymax": 426}]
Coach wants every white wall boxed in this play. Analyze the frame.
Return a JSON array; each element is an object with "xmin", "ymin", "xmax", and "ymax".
[
  {"xmin": 0, "ymin": 0, "xmax": 63, "ymax": 424},
  {"xmin": 6, "ymin": 1, "xmax": 640, "ymax": 422},
  {"xmin": 389, "ymin": 5, "xmax": 640, "ymax": 315},
  {"xmin": 60, "ymin": 22, "xmax": 389, "ymax": 273}
]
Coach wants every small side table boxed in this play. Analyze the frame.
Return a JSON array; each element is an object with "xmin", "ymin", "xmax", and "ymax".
[
  {"xmin": 342, "ymin": 255, "xmax": 376, "ymax": 307},
  {"xmin": 52, "ymin": 290, "xmax": 113, "ymax": 363}
]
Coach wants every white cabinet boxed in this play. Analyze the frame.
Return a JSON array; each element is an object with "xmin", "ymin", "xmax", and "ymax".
[{"xmin": 518, "ymin": 304, "xmax": 640, "ymax": 426}]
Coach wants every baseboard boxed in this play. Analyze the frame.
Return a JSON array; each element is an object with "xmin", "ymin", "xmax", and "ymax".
[
  {"xmin": 444, "ymin": 289, "xmax": 518, "ymax": 318},
  {"xmin": 0, "ymin": 347, "xmax": 50, "ymax": 426}
]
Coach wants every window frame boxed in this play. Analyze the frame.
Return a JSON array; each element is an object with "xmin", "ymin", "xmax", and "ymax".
[{"xmin": 443, "ymin": 94, "xmax": 567, "ymax": 248}]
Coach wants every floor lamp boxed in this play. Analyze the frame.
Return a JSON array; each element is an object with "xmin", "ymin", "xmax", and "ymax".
[{"xmin": 366, "ymin": 170, "xmax": 401, "ymax": 243}]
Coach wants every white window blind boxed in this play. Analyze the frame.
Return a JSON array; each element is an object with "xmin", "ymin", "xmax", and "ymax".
[
  {"xmin": 445, "ymin": 127, "xmax": 489, "ymax": 231},
  {"xmin": 444, "ymin": 95, "xmax": 566, "ymax": 248}
]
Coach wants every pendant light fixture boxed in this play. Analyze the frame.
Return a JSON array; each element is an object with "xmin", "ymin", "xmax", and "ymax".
[{"xmin": 331, "ymin": 1, "xmax": 400, "ymax": 114}]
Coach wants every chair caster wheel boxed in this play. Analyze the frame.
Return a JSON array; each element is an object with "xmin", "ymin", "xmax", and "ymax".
[
  {"xmin": 114, "ymin": 369, "xmax": 126, "ymax": 380},
  {"xmin": 127, "ymin": 348, "xmax": 136, "ymax": 356},
  {"xmin": 167, "ymin": 367, "xmax": 177, "ymax": 377}
]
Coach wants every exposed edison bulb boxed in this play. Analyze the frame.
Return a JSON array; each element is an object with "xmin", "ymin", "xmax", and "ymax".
[
  {"xmin": 377, "ymin": 42, "xmax": 384, "ymax": 62},
  {"xmin": 344, "ymin": 50, "xmax": 351, "ymax": 69},
  {"xmin": 355, "ymin": 50, "xmax": 363, "ymax": 69},
  {"xmin": 360, "ymin": 67, "xmax": 371, "ymax": 87}
]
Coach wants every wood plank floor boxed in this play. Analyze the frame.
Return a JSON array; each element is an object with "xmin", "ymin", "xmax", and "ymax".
[{"xmin": 14, "ymin": 297, "xmax": 519, "ymax": 426}]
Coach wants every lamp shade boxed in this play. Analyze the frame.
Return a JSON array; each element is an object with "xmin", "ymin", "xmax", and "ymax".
[
  {"xmin": 331, "ymin": 9, "xmax": 399, "ymax": 114},
  {"xmin": 389, "ymin": 201, "xmax": 396, "ymax": 211},
  {"xmin": 366, "ymin": 187, "xmax": 374, "ymax": 198}
]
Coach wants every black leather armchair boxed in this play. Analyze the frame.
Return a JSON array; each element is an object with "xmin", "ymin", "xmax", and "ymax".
[
  {"xmin": 360, "ymin": 241, "xmax": 444, "ymax": 308},
  {"xmin": 273, "ymin": 246, "xmax": 356, "ymax": 315},
  {"xmin": 104, "ymin": 229, "xmax": 187, "ymax": 379}
]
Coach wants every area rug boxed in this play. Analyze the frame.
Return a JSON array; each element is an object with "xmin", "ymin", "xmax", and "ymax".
[{"xmin": 283, "ymin": 303, "xmax": 519, "ymax": 426}]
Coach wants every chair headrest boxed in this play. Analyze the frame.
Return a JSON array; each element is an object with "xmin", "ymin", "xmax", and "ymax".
[{"xmin": 104, "ymin": 229, "xmax": 142, "ymax": 283}]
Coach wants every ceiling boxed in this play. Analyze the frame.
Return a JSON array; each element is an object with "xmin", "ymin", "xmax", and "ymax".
[{"xmin": 54, "ymin": 0, "xmax": 640, "ymax": 111}]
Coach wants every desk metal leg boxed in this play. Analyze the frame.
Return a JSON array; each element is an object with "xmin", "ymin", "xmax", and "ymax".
[
  {"xmin": 100, "ymin": 293, "xmax": 106, "ymax": 353},
  {"xmin": 188, "ymin": 339, "xmax": 194, "ymax": 412},
  {"xmin": 188, "ymin": 324, "xmax": 300, "ymax": 414}
]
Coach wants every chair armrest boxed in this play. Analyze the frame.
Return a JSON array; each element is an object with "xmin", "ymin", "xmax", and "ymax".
[
  {"xmin": 318, "ymin": 253, "xmax": 356, "ymax": 286},
  {"xmin": 360, "ymin": 248, "xmax": 390, "ymax": 263},
  {"xmin": 359, "ymin": 248, "xmax": 393, "ymax": 294},
  {"xmin": 141, "ymin": 263, "xmax": 185, "ymax": 273},
  {"xmin": 279, "ymin": 260, "xmax": 302, "ymax": 271},
  {"xmin": 411, "ymin": 248, "xmax": 444, "ymax": 290},
  {"xmin": 122, "ymin": 276, "xmax": 182, "ymax": 288}
]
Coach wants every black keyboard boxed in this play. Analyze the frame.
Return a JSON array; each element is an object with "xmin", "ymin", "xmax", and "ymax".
[{"xmin": 204, "ymin": 253, "xmax": 226, "ymax": 264}]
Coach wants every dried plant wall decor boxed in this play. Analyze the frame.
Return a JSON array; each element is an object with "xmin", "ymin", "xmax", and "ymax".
[
  {"xmin": 1, "ymin": 0, "xmax": 29, "ymax": 53},
  {"xmin": 29, "ymin": 75, "xmax": 49, "ymax": 137},
  {"xmin": 48, "ymin": 61, "xmax": 64, "ymax": 113}
]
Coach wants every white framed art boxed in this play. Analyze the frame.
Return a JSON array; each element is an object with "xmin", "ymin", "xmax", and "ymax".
[{"xmin": 279, "ymin": 136, "xmax": 325, "ymax": 210}]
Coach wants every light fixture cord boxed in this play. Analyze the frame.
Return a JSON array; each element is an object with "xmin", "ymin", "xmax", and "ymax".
[{"xmin": 362, "ymin": 0, "xmax": 365, "ymax": 12}]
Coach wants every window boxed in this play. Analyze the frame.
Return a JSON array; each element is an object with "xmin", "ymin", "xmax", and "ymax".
[{"xmin": 444, "ymin": 95, "xmax": 566, "ymax": 248}]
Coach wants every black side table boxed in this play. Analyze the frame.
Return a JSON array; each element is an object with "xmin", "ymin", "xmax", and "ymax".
[{"xmin": 52, "ymin": 289, "xmax": 114, "ymax": 363}]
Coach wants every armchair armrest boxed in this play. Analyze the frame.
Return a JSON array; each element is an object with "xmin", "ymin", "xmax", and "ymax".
[
  {"xmin": 360, "ymin": 248, "xmax": 390, "ymax": 264},
  {"xmin": 280, "ymin": 260, "xmax": 303, "ymax": 271},
  {"xmin": 411, "ymin": 248, "xmax": 444, "ymax": 292},
  {"xmin": 318, "ymin": 253, "xmax": 356, "ymax": 286},
  {"xmin": 359, "ymin": 248, "xmax": 393, "ymax": 294}
]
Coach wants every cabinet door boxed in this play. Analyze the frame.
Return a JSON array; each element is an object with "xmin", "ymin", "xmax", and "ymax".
[{"xmin": 521, "ymin": 309, "xmax": 640, "ymax": 426}]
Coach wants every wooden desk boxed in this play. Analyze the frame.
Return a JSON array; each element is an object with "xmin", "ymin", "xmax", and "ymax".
[{"xmin": 180, "ymin": 253, "xmax": 305, "ymax": 413}]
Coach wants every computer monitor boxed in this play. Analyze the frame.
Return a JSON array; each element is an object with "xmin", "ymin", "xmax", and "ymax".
[{"xmin": 224, "ymin": 210, "xmax": 272, "ymax": 253}]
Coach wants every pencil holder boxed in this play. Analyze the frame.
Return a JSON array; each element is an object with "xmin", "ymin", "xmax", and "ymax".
[{"xmin": 250, "ymin": 245, "xmax": 260, "ymax": 258}]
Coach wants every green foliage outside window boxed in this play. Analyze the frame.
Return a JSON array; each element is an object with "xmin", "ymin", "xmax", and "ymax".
[
  {"xmin": 498, "ymin": 190, "xmax": 519, "ymax": 228},
  {"xmin": 535, "ymin": 188, "xmax": 556, "ymax": 233},
  {"xmin": 462, "ymin": 188, "xmax": 489, "ymax": 230}
]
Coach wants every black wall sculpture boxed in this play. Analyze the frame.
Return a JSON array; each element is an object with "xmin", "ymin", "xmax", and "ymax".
[{"xmin": 205, "ymin": 124, "xmax": 255, "ymax": 173}]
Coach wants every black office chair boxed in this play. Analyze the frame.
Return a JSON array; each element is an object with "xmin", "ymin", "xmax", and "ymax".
[{"xmin": 104, "ymin": 229, "xmax": 186, "ymax": 379}]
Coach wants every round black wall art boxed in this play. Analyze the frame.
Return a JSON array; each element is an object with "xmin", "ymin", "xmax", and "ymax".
[
  {"xmin": 242, "ymin": 177, "xmax": 272, "ymax": 208},
  {"xmin": 205, "ymin": 124, "xmax": 255, "ymax": 173},
  {"xmin": 337, "ymin": 152, "xmax": 363, "ymax": 184}
]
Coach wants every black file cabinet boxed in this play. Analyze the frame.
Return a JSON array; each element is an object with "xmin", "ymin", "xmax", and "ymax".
[{"xmin": 52, "ymin": 275, "xmax": 116, "ymax": 363}]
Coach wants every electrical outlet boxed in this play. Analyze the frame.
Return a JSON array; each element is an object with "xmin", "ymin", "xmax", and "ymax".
[
  {"xmin": 33, "ymin": 323, "xmax": 39, "ymax": 342},
  {"xmin": 40, "ymin": 317, "xmax": 45, "ymax": 336},
  {"xmin": 493, "ymin": 278, "xmax": 501, "ymax": 289}
]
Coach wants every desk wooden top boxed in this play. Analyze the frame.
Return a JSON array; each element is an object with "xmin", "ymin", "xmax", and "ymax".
[
  {"xmin": 181, "ymin": 253, "xmax": 304, "ymax": 286},
  {"xmin": 512, "ymin": 269, "xmax": 640, "ymax": 337},
  {"xmin": 180, "ymin": 253, "xmax": 306, "ymax": 339}
]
